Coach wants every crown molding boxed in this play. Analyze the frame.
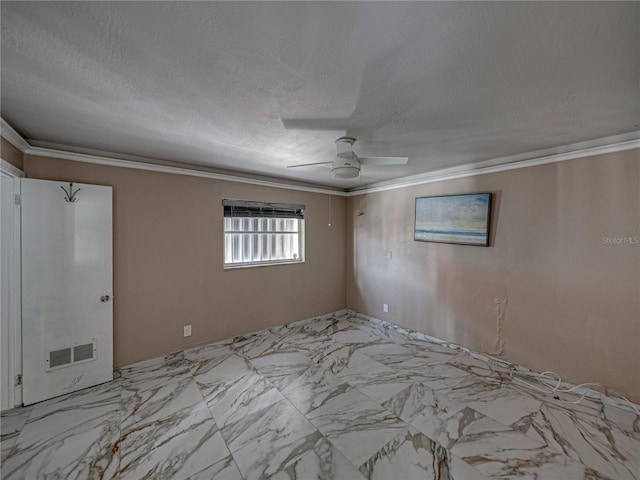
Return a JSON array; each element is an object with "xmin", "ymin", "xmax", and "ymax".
[
  {"xmin": 345, "ymin": 132, "xmax": 640, "ymax": 196},
  {"xmin": 4, "ymin": 116, "xmax": 638, "ymax": 197},
  {"xmin": 0, "ymin": 118, "xmax": 30, "ymax": 152},
  {"xmin": 25, "ymin": 146, "xmax": 349, "ymax": 196}
]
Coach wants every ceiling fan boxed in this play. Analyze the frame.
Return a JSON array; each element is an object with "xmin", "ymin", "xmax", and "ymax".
[{"xmin": 287, "ymin": 137, "xmax": 408, "ymax": 179}]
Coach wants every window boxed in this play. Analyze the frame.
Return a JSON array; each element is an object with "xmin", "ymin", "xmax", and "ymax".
[{"xmin": 223, "ymin": 199, "xmax": 305, "ymax": 268}]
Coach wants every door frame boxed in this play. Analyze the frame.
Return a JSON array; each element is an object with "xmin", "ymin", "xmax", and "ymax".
[{"xmin": 1, "ymin": 158, "xmax": 23, "ymax": 410}]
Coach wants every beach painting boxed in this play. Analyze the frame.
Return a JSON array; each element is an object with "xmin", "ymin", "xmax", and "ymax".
[{"xmin": 415, "ymin": 193, "xmax": 492, "ymax": 246}]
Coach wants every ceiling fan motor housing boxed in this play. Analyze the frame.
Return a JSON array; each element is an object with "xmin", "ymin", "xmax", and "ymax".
[{"xmin": 335, "ymin": 136, "xmax": 356, "ymax": 159}]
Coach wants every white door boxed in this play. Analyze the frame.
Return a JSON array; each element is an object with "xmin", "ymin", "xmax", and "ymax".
[{"xmin": 21, "ymin": 179, "xmax": 113, "ymax": 405}]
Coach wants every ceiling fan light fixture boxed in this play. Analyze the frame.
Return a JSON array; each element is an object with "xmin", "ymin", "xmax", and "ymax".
[{"xmin": 330, "ymin": 165, "xmax": 360, "ymax": 179}]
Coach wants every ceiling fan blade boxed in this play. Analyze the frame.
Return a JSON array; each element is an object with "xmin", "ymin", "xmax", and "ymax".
[
  {"xmin": 358, "ymin": 156, "xmax": 409, "ymax": 165},
  {"xmin": 282, "ymin": 118, "xmax": 349, "ymax": 131},
  {"xmin": 287, "ymin": 161, "xmax": 333, "ymax": 168}
]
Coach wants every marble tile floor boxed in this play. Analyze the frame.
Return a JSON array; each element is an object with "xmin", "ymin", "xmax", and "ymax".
[{"xmin": 1, "ymin": 311, "xmax": 638, "ymax": 479}]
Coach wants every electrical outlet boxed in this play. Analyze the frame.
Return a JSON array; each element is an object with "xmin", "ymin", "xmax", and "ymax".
[
  {"xmin": 387, "ymin": 250, "xmax": 392, "ymax": 260},
  {"xmin": 183, "ymin": 325, "xmax": 192, "ymax": 337},
  {"xmin": 383, "ymin": 304, "xmax": 389, "ymax": 313}
]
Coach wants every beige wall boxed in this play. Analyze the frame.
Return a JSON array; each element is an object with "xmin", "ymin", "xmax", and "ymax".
[
  {"xmin": 20, "ymin": 147, "xmax": 640, "ymax": 402},
  {"xmin": 1, "ymin": 136, "xmax": 23, "ymax": 171},
  {"xmin": 347, "ymin": 149, "xmax": 640, "ymax": 402},
  {"xmin": 24, "ymin": 155, "xmax": 346, "ymax": 366}
]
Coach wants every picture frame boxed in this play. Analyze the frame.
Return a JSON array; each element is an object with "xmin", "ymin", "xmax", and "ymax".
[{"xmin": 414, "ymin": 193, "xmax": 492, "ymax": 246}]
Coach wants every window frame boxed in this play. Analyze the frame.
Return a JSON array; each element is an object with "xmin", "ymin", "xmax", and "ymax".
[{"xmin": 222, "ymin": 200, "xmax": 306, "ymax": 269}]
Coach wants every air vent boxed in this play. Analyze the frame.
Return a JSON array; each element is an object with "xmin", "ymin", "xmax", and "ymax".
[
  {"xmin": 49, "ymin": 348, "xmax": 72, "ymax": 368},
  {"xmin": 46, "ymin": 341, "xmax": 97, "ymax": 371},
  {"xmin": 74, "ymin": 343, "xmax": 94, "ymax": 362}
]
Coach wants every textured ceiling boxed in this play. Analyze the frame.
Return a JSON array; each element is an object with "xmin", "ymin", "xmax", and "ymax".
[{"xmin": 1, "ymin": 2, "xmax": 639, "ymax": 189}]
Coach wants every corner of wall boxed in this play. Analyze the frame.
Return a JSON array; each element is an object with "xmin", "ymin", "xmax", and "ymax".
[{"xmin": 1, "ymin": 136, "xmax": 24, "ymax": 172}]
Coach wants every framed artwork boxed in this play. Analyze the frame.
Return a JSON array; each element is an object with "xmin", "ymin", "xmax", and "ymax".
[{"xmin": 414, "ymin": 193, "xmax": 492, "ymax": 246}]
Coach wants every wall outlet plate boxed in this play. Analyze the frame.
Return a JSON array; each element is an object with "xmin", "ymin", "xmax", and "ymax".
[
  {"xmin": 183, "ymin": 325, "xmax": 192, "ymax": 337},
  {"xmin": 383, "ymin": 304, "xmax": 389, "ymax": 313}
]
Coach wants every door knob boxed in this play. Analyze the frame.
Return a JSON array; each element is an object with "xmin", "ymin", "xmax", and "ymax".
[{"xmin": 100, "ymin": 295, "xmax": 110, "ymax": 303}]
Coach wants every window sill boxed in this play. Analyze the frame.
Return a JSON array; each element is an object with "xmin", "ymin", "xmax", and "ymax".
[{"xmin": 223, "ymin": 259, "xmax": 305, "ymax": 270}]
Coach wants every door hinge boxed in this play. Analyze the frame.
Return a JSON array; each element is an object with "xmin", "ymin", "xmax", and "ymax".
[
  {"xmin": 14, "ymin": 194, "xmax": 21, "ymax": 205},
  {"xmin": 15, "ymin": 374, "xmax": 22, "ymax": 386}
]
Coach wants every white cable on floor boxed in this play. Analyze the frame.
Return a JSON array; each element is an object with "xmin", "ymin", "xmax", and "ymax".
[{"xmin": 508, "ymin": 368, "xmax": 640, "ymax": 416}]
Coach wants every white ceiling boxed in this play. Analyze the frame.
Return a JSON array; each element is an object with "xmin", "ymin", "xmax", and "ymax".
[{"xmin": 1, "ymin": 2, "xmax": 639, "ymax": 190}]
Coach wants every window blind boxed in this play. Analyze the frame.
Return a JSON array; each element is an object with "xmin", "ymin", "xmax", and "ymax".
[{"xmin": 222, "ymin": 199, "xmax": 305, "ymax": 219}]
